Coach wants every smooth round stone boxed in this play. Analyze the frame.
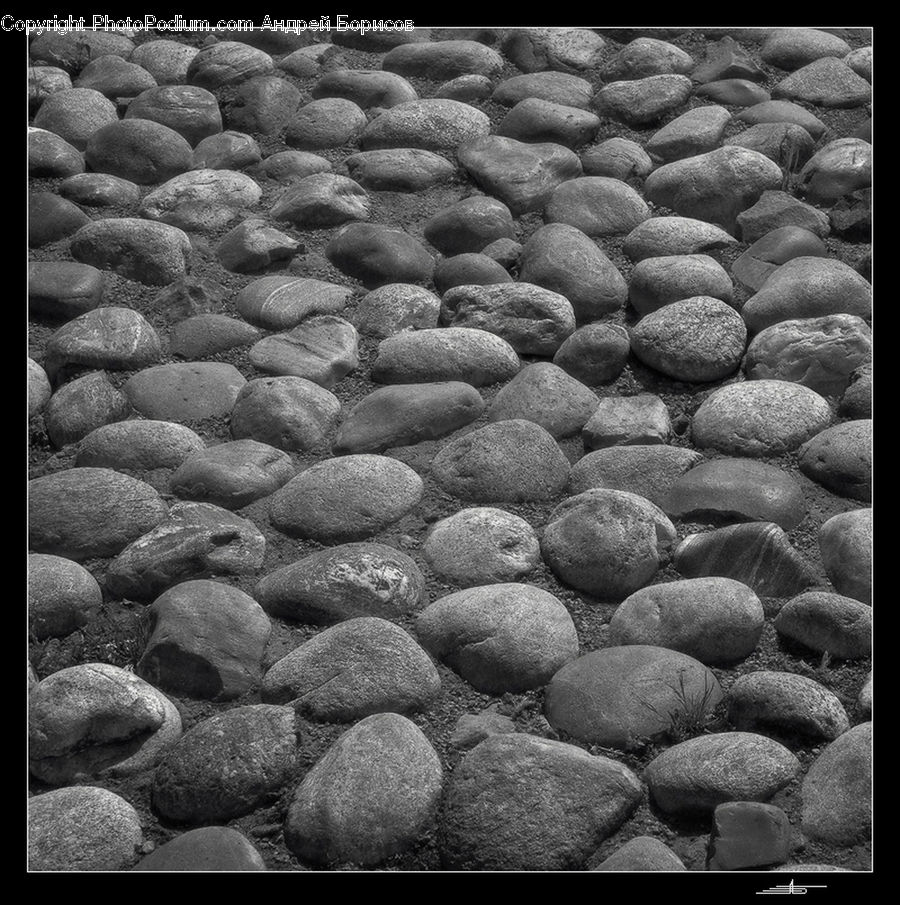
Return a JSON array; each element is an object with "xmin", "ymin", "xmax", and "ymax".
[
  {"xmin": 727, "ymin": 671, "xmax": 850, "ymax": 741},
  {"xmin": 333, "ymin": 382, "xmax": 484, "ymax": 455},
  {"xmin": 278, "ymin": 43, "xmax": 342, "ymax": 77},
  {"xmin": 74, "ymin": 55, "xmax": 157, "ymax": 97},
  {"xmin": 270, "ymin": 173, "xmax": 369, "ymax": 228},
  {"xmin": 435, "ymin": 74, "xmax": 493, "ymax": 101},
  {"xmin": 262, "ymin": 617, "xmax": 439, "ymax": 720},
  {"xmin": 761, "ymin": 28, "xmax": 850, "ymax": 70},
  {"xmin": 774, "ymin": 57, "xmax": 870, "ymax": 107},
  {"xmin": 312, "ymin": 68, "xmax": 417, "ymax": 109},
  {"xmin": 354, "ymin": 284, "xmax": 440, "ymax": 338},
  {"xmin": 609, "ymin": 578, "xmax": 764, "ymax": 666},
  {"xmin": 497, "ymin": 98, "xmax": 600, "ymax": 149},
  {"xmin": 457, "ymin": 135, "xmax": 583, "ymax": 215},
  {"xmin": 593, "ymin": 837, "xmax": 686, "ymax": 872},
  {"xmin": 230, "ymin": 377, "xmax": 341, "ymax": 453},
  {"xmin": 840, "ymin": 363, "xmax": 872, "ymax": 419},
  {"xmin": 152, "ymin": 705, "xmax": 298, "ymax": 823},
  {"xmin": 126, "ymin": 85, "xmax": 222, "ymax": 145},
  {"xmin": 29, "ymin": 787, "xmax": 142, "ymax": 872},
  {"xmin": 546, "ymin": 176, "xmax": 649, "ymax": 237},
  {"xmin": 581, "ymin": 137, "xmax": 652, "ymax": 180},
  {"xmin": 742, "ymin": 257, "xmax": 872, "ymax": 334},
  {"xmin": 819, "ymin": 508, "xmax": 872, "ymax": 605},
  {"xmin": 28, "ymin": 128, "xmax": 84, "ymax": 177},
  {"xmin": 450, "ymin": 711, "xmax": 515, "ymax": 750},
  {"xmin": 192, "ymin": 131, "xmax": 261, "ymax": 170},
  {"xmin": 624, "ymin": 217, "xmax": 738, "ymax": 261},
  {"xmin": 29, "ymin": 662, "xmax": 181, "ymax": 783},
  {"xmin": 361, "ymin": 99, "xmax": 490, "ymax": 151},
  {"xmin": 439, "ymin": 733, "xmax": 641, "ymax": 871},
  {"xmin": 844, "ymin": 45, "xmax": 873, "ymax": 81},
  {"xmin": 187, "ymin": 41, "xmax": 273, "ymax": 88},
  {"xmin": 70, "ymin": 219, "xmax": 191, "ymax": 286},
  {"xmin": 692, "ymin": 381, "xmax": 832, "ymax": 457},
  {"xmin": 58, "ymin": 173, "xmax": 140, "ymax": 208},
  {"xmin": 32, "ymin": 88, "xmax": 118, "ymax": 150},
  {"xmin": 261, "ymin": 149, "xmax": 332, "ymax": 182},
  {"xmin": 726, "ymin": 123, "xmax": 815, "ymax": 172},
  {"xmin": 235, "ymin": 276, "xmax": 351, "ymax": 330},
  {"xmin": 801, "ymin": 723, "xmax": 871, "ymax": 845},
  {"xmin": 423, "ymin": 508, "xmax": 540, "ymax": 588},
  {"xmin": 345, "ymin": 148, "xmax": 455, "ymax": 192},
  {"xmin": 383, "ymin": 40, "xmax": 503, "ymax": 79},
  {"xmin": 694, "ymin": 79, "xmax": 771, "ymax": 106},
  {"xmin": 28, "ymin": 553, "xmax": 101, "ymax": 640},
  {"xmin": 416, "ymin": 583, "xmax": 578, "ymax": 693},
  {"xmin": 744, "ymin": 314, "xmax": 872, "ymax": 398},
  {"xmin": 371, "ymin": 328, "xmax": 520, "ymax": 387},
  {"xmin": 85, "ymin": 119, "xmax": 193, "ymax": 185},
  {"xmin": 798, "ymin": 420, "xmax": 872, "ymax": 502},
  {"xmin": 545, "ymin": 645, "xmax": 722, "ymax": 748},
  {"xmin": 732, "ymin": 227, "xmax": 828, "ymax": 292},
  {"xmin": 774, "ymin": 592, "xmax": 871, "ymax": 659},
  {"xmin": 224, "ymin": 76, "xmax": 301, "ymax": 135},
  {"xmin": 431, "ymin": 419, "xmax": 570, "ymax": 503},
  {"xmin": 594, "ymin": 75, "xmax": 693, "ymax": 126},
  {"xmin": 257, "ymin": 542, "xmax": 424, "ymax": 624},
  {"xmin": 284, "ymin": 97, "xmax": 366, "ymax": 150},
  {"xmin": 645, "ymin": 105, "xmax": 732, "ymax": 164},
  {"xmin": 798, "ymin": 138, "xmax": 871, "ymax": 204},
  {"xmin": 124, "ymin": 362, "xmax": 246, "ymax": 422},
  {"xmin": 663, "ymin": 458, "xmax": 805, "ymax": 530},
  {"xmin": 737, "ymin": 190, "xmax": 831, "ymax": 242},
  {"xmin": 424, "ymin": 196, "xmax": 515, "ymax": 256},
  {"xmin": 644, "ymin": 732, "xmax": 801, "ymax": 817},
  {"xmin": 541, "ymin": 489, "xmax": 676, "ymax": 598},
  {"xmin": 629, "ymin": 255, "xmax": 732, "ymax": 316},
  {"xmin": 137, "ymin": 580, "xmax": 270, "ymax": 701},
  {"xmin": 44, "ymin": 371, "xmax": 131, "ymax": 448},
  {"xmin": 492, "ymin": 71, "xmax": 593, "ymax": 108},
  {"xmin": 582, "ymin": 394, "xmax": 672, "ymax": 449},
  {"xmin": 132, "ymin": 827, "xmax": 265, "ymax": 872},
  {"xmin": 270, "ymin": 455, "xmax": 423, "ymax": 543},
  {"xmin": 130, "ymin": 40, "xmax": 199, "ymax": 85},
  {"xmin": 569, "ymin": 445, "xmax": 703, "ymax": 506},
  {"xmin": 481, "ymin": 237, "xmax": 523, "ymax": 270},
  {"xmin": 434, "ymin": 254, "xmax": 513, "ymax": 294},
  {"xmin": 326, "ymin": 223, "xmax": 435, "ymax": 289},
  {"xmin": 604, "ymin": 36, "xmax": 693, "ymax": 79},
  {"xmin": 284, "ymin": 713, "xmax": 443, "ymax": 867},
  {"xmin": 28, "ymin": 67, "xmax": 73, "ymax": 111},
  {"xmin": 75, "ymin": 420, "xmax": 205, "ymax": 471},
  {"xmin": 170, "ymin": 315, "xmax": 260, "ymax": 359},
  {"xmin": 553, "ymin": 324, "xmax": 630, "ymax": 385},
  {"xmin": 735, "ymin": 100, "xmax": 826, "ymax": 140},
  {"xmin": 28, "ymin": 192, "xmax": 89, "ymax": 247},
  {"xmin": 30, "ymin": 30, "xmax": 135, "ymax": 73},
  {"xmin": 27, "ymin": 359, "xmax": 52, "ymax": 418}
]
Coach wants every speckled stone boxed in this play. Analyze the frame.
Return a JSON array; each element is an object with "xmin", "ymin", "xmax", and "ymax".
[
  {"xmin": 819, "ymin": 508, "xmax": 872, "ymax": 604},
  {"xmin": 582, "ymin": 394, "xmax": 671, "ymax": 449},
  {"xmin": 774, "ymin": 592, "xmax": 871, "ymax": 659},
  {"xmin": 798, "ymin": 420, "xmax": 872, "ymax": 502}
]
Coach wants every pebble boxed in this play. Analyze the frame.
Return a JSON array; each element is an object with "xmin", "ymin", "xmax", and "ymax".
[
  {"xmin": 644, "ymin": 732, "xmax": 801, "ymax": 817},
  {"xmin": 422, "ymin": 508, "xmax": 541, "ymax": 587},
  {"xmin": 431, "ymin": 419, "xmax": 570, "ymax": 503},
  {"xmin": 801, "ymin": 723, "xmax": 871, "ymax": 845},
  {"xmin": 345, "ymin": 148, "xmax": 455, "ymax": 192},
  {"xmin": 481, "ymin": 237, "xmax": 522, "ymax": 269},
  {"xmin": 594, "ymin": 75, "xmax": 693, "ymax": 126},
  {"xmin": 732, "ymin": 226, "xmax": 828, "ymax": 291},
  {"xmin": 132, "ymin": 827, "xmax": 265, "ymax": 872},
  {"xmin": 450, "ymin": 711, "xmax": 516, "ymax": 750},
  {"xmin": 28, "ymin": 128, "xmax": 84, "ymax": 177},
  {"xmin": 74, "ymin": 55, "xmax": 157, "ymax": 98},
  {"xmin": 284, "ymin": 713, "xmax": 443, "ymax": 867},
  {"xmin": 545, "ymin": 645, "xmax": 721, "ymax": 748},
  {"xmin": 126, "ymin": 85, "xmax": 223, "ymax": 145},
  {"xmin": 260, "ymin": 149, "xmax": 332, "ymax": 182},
  {"xmin": 29, "ymin": 787, "xmax": 143, "ymax": 872},
  {"xmin": 629, "ymin": 254, "xmax": 732, "ymax": 315},
  {"xmin": 416, "ymin": 583, "xmax": 578, "ymax": 693},
  {"xmin": 735, "ymin": 100, "xmax": 826, "ymax": 140},
  {"xmin": 439, "ymin": 733, "xmax": 642, "ymax": 871},
  {"xmin": 798, "ymin": 138, "xmax": 871, "ymax": 204},
  {"xmin": 553, "ymin": 324, "xmax": 630, "ymax": 384},
  {"xmin": 371, "ymin": 327, "xmax": 520, "ymax": 387},
  {"xmin": 186, "ymin": 41, "xmax": 274, "ymax": 89},
  {"xmin": 152, "ymin": 705, "xmax": 298, "ymax": 823},
  {"xmin": 761, "ymin": 28, "xmax": 851, "ymax": 70},
  {"xmin": 216, "ymin": 220, "xmax": 299, "ymax": 273},
  {"xmin": 225, "ymin": 76, "xmax": 302, "ymax": 135},
  {"xmin": 609, "ymin": 577, "xmax": 764, "ymax": 665},
  {"xmin": 137, "ymin": 580, "xmax": 270, "ymax": 701},
  {"xmin": 674, "ymin": 523, "xmax": 817, "ymax": 597},
  {"xmin": 624, "ymin": 216, "xmax": 738, "ymax": 261},
  {"xmin": 819, "ymin": 508, "xmax": 872, "ymax": 605},
  {"xmin": 840, "ymin": 363, "xmax": 872, "ymax": 418},
  {"xmin": 352, "ymin": 284, "xmax": 441, "ymax": 338},
  {"xmin": 593, "ymin": 837, "xmax": 687, "ymax": 872},
  {"xmin": 27, "ymin": 359, "xmax": 52, "ymax": 419},
  {"xmin": 312, "ymin": 69, "xmax": 418, "ymax": 108},
  {"xmin": 283, "ymin": 97, "xmax": 367, "ymax": 150},
  {"xmin": 582, "ymin": 394, "xmax": 672, "ymax": 449},
  {"xmin": 29, "ymin": 662, "xmax": 181, "ymax": 783},
  {"xmin": 541, "ymin": 489, "xmax": 676, "ymax": 598},
  {"xmin": 603, "ymin": 37, "xmax": 694, "ymax": 80},
  {"xmin": 457, "ymin": 134, "xmax": 582, "ymax": 215},
  {"xmin": 434, "ymin": 254, "xmax": 513, "ymax": 294},
  {"xmin": 262, "ymin": 617, "xmax": 439, "ymax": 720},
  {"xmin": 85, "ymin": 119, "xmax": 193, "ymax": 185},
  {"xmin": 492, "ymin": 71, "xmax": 594, "ymax": 109},
  {"xmin": 256, "ymin": 542, "xmax": 424, "ymax": 623},
  {"xmin": 58, "ymin": 172, "xmax": 141, "ymax": 207},
  {"xmin": 692, "ymin": 36, "xmax": 766, "ymax": 83},
  {"xmin": 32, "ymin": 88, "xmax": 118, "ymax": 150},
  {"xmin": 333, "ymin": 381, "xmax": 484, "ymax": 454},
  {"xmin": 726, "ymin": 671, "xmax": 850, "ymax": 741},
  {"xmin": 31, "ymin": 30, "xmax": 135, "ymax": 73},
  {"xmin": 645, "ymin": 105, "xmax": 732, "ymax": 164},
  {"xmin": 192, "ymin": 130, "xmax": 261, "ymax": 170},
  {"xmin": 736, "ymin": 190, "xmax": 831, "ymax": 242},
  {"xmin": 28, "ymin": 553, "xmax": 101, "ymax": 640},
  {"xmin": 44, "ymin": 371, "xmax": 132, "ymax": 448},
  {"xmin": 75, "ymin": 420, "xmax": 205, "ymax": 471},
  {"xmin": 105, "ymin": 502, "xmax": 265, "ymax": 601},
  {"xmin": 707, "ymin": 802, "xmax": 791, "ymax": 871},
  {"xmin": 28, "ymin": 67, "xmax": 73, "ymax": 112},
  {"xmin": 130, "ymin": 40, "xmax": 199, "ymax": 85},
  {"xmin": 424, "ymin": 196, "xmax": 515, "ymax": 256},
  {"xmin": 435, "ymin": 74, "xmax": 493, "ymax": 102},
  {"xmin": 798, "ymin": 420, "xmax": 872, "ymax": 502},
  {"xmin": 774, "ymin": 57, "xmax": 870, "ymax": 108},
  {"xmin": 28, "ymin": 192, "xmax": 89, "ymax": 247},
  {"xmin": 362, "ymin": 99, "xmax": 490, "ymax": 151},
  {"xmin": 581, "ymin": 137, "xmax": 653, "ymax": 180},
  {"xmin": 326, "ymin": 222, "xmax": 435, "ymax": 288},
  {"xmin": 70, "ymin": 219, "xmax": 192, "ymax": 285},
  {"xmin": 663, "ymin": 458, "xmax": 806, "ymax": 530},
  {"xmin": 235, "ymin": 275, "xmax": 352, "ymax": 330},
  {"xmin": 694, "ymin": 79, "xmax": 771, "ymax": 106},
  {"xmin": 270, "ymin": 173, "xmax": 370, "ymax": 228},
  {"xmin": 845, "ymin": 46, "xmax": 873, "ymax": 81},
  {"xmin": 546, "ymin": 176, "xmax": 650, "ymax": 237},
  {"xmin": 383, "ymin": 40, "xmax": 503, "ymax": 79},
  {"xmin": 269, "ymin": 454, "xmax": 423, "ymax": 543},
  {"xmin": 497, "ymin": 98, "xmax": 600, "ymax": 149},
  {"xmin": 774, "ymin": 591, "xmax": 871, "ymax": 659},
  {"xmin": 125, "ymin": 362, "xmax": 246, "ymax": 422},
  {"xmin": 501, "ymin": 27, "xmax": 607, "ymax": 74}
]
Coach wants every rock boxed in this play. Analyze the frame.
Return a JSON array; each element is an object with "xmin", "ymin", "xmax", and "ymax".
[
  {"xmin": 152, "ymin": 705, "xmax": 298, "ymax": 823},
  {"xmin": 283, "ymin": 97, "xmax": 367, "ymax": 150},
  {"xmin": 261, "ymin": 150, "xmax": 331, "ymax": 183},
  {"xmin": 29, "ymin": 662, "xmax": 181, "ymax": 783},
  {"xmin": 29, "ymin": 787, "xmax": 142, "ymax": 872},
  {"xmin": 434, "ymin": 254, "xmax": 512, "ymax": 294},
  {"xmin": 132, "ymin": 827, "xmax": 265, "ymax": 872},
  {"xmin": 126, "ymin": 85, "xmax": 222, "ymax": 145},
  {"xmin": 594, "ymin": 75, "xmax": 693, "ymax": 126},
  {"xmin": 28, "ymin": 128, "xmax": 84, "ymax": 177},
  {"xmin": 497, "ymin": 98, "xmax": 600, "ymax": 149},
  {"xmin": 761, "ymin": 28, "xmax": 851, "ymax": 70},
  {"xmin": 84, "ymin": 119, "xmax": 192, "ymax": 184},
  {"xmin": 742, "ymin": 257, "xmax": 872, "ymax": 334},
  {"xmin": 44, "ymin": 371, "xmax": 131, "ymax": 448},
  {"xmin": 859, "ymin": 672, "xmax": 872, "ymax": 715},
  {"xmin": 171, "ymin": 315, "xmax": 261, "ymax": 359},
  {"xmin": 30, "ymin": 30, "xmax": 135, "ymax": 74},
  {"xmin": 645, "ymin": 732, "xmax": 801, "ymax": 817},
  {"xmin": 819, "ymin": 509, "xmax": 872, "ymax": 604},
  {"xmin": 153, "ymin": 274, "xmax": 226, "ymax": 320},
  {"xmin": 361, "ymin": 99, "xmax": 490, "ymax": 151},
  {"xmin": 624, "ymin": 217, "xmax": 738, "ymax": 261},
  {"xmin": 553, "ymin": 324, "xmax": 630, "ymax": 384},
  {"xmin": 27, "ymin": 359, "xmax": 52, "ymax": 419},
  {"xmin": 457, "ymin": 135, "xmax": 582, "ymax": 215},
  {"xmin": 541, "ymin": 489, "xmax": 676, "ymax": 598},
  {"xmin": 629, "ymin": 255, "xmax": 732, "ymax": 316},
  {"xmin": 604, "ymin": 37, "xmax": 694, "ymax": 80},
  {"xmin": 58, "ymin": 173, "xmax": 141, "ymax": 207},
  {"xmin": 708, "ymin": 802, "xmax": 791, "ymax": 871},
  {"xmin": 840, "ymin": 363, "xmax": 872, "ymax": 418},
  {"xmin": 235, "ymin": 275, "xmax": 351, "ymax": 330},
  {"xmin": 383, "ymin": 40, "xmax": 503, "ymax": 79},
  {"xmin": 256, "ymin": 542, "xmax": 424, "ymax": 624},
  {"xmin": 124, "ymin": 363, "xmax": 246, "ymax": 422},
  {"xmin": 32, "ymin": 88, "xmax": 118, "ymax": 150},
  {"xmin": 582, "ymin": 394, "xmax": 671, "ymax": 449},
  {"xmin": 692, "ymin": 36, "xmax": 766, "ymax": 83},
  {"xmin": 500, "ymin": 27, "xmax": 607, "ymax": 74},
  {"xmin": 422, "ymin": 508, "xmax": 541, "ymax": 587},
  {"xmin": 581, "ymin": 137, "xmax": 653, "ymax": 180},
  {"xmin": 663, "ymin": 458, "xmax": 805, "ymax": 530},
  {"xmin": 187, "ymin": 41, "xmax": 273, "ymax": 88},
  {"xmin": 333, "ymin": 382, "xmax": 484, "ymax": 454},
  {"xmin": 545, "ymin": 645, "xmax": 721, "ymax": 748},
  {"xmin": 735, "ymin": 100, "xmax": 826, "ymax": 140},
  {"xmin": 801, "ymin": 723, "xmax": 871, "ymax": 845},
  {"xmin": 481, "ymin": 237, "xmax": 523, "ymax": 269},
  {"xmin": 269, "ymin": 455, "xmax": 423, "ymax": 543},
  {"xmin": 798, "ymin": 138, "xmax": 871, "ymax": 204},
  {"xmin": 645, "ymin": 105, "xmax": 732, "ymax": 164},
  {"xmin": 692, "ymin": 380, "xmax": 832, "ymax": 457},
  {"xmin": 270, "ymin": 174, "xmax": 369, "ymax": 228},
  {"xmin": 546, "ymin": 176, "xmax": 649, "ymax": 237},
  {"xmin": 371, "ymin": 328, "xmax": 520, "ymax": 387},
  {"xmin": 105, "ymin": 502, "xmax": 265, "ymax": 601},
  {"xmin": 675, "ymin": 523, "xmax": 817, "ymax": 597},
  {"xmin": 130, "ymin": 40, "xmax": 199, "ymax": 85},
  {"xmin": 431, "ymin": 419, "xmax": 570, "ymax": 503},
  {"xmin": 312, "ymin": 69, "xmax": 417, "ymax": 109},
  {"xmin": 70, "ymin": 219, "xmax": 191, "ymax": 286},
  {"xmin": 225, "ymin": 75, "xmax": 301, "ymax": 135},
  {"xmin": 28, "ymin": 193, "xmax": 89, "ymax": 247},
  {"xmin": 450, "ymin": 711, "xmax": 516, "ymax": 750},
  {"xmin": 798, "ymin": 420, "xmax": 872, "ymax": 502},
  {"xmin": 726, "ymin": 123, "xmax": 816, "ymax": 172},
  {"xmin": 74, "ymin": 54, "xmax": 157, "ymax": 97},
  {"xmin": 845, "ymin": 46, "xmax": 873, "ymax": 81},
  {"xmin": 28, "ymin": 67, "xmax": 73, "ymax": 112},
  {"xmin": 192, "ymin": 131, "xmax": 261, "ymax": 170},
  {"xmin": 493, "ymin": 71, "xmax": 593, "ymax": 109},
  {"xmin": 424, "ymin": 197, "xmax": 516, "ymax": 255},
  {"xmin": 75, "ymin": 420, "xmax": 205, "ymax": 471},
  {"xmin": 262, "ymin": 617, "xmax": 439, "ymax": 720},
  {"xmin": 439, "ymin": 733, "xmax": 642, "ymax": 871},
  {"xmin": 694, "ymin": 79, "xmax": 771, "ymax": 106},
  {"xmin": 435, "ymin": 74, "xmax": 493, "ymax": 102},
  {"xmin": 594, "ymin": 837, "xmax": 687, "ymax": 871},
  {"xmin": 345, "ymin": 148, "xmax": 455, "ymax": 192},
  {"xmin": 325, "ymin": 223, "xmax": 434, "ymax": 289},
  {"xmin": 830, "ymin": 190, "xmax": 871, "ymax": 241},
  {"xmin": 726, "ymin": 672, "xmax": 850, "ymax": 741},
  {"xmin": 736, "ymin": 190, "xmax": 831, "ymax": 242},
  {"xmin": 28, "ymin": 554, "xmax": 101, "ymax": 640},
  {"xmin": 284, "ymin": 713, "xmax": 442, "ymax": 866}
]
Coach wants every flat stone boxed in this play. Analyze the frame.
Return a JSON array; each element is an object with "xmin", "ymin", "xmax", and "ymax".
[
  {"xmin": 132, "ymin": 827, "xmax": 265, "ymax": 872},
  {"xmin": 593, "ymin": 837, "xmax": 686, "ymax": 872},
  {"xmin": 629, "ymin": 255, "xmax": 732, "ymax": 316},
  {"xmin": 492, "ymin": 71, "xmax": 593, "ymax": 109},
  {"xmin": 546, "ymin": 176, "xmax": 650, "ymax": 237},
  {"xmin": 581, "ymin": 137, "xmax": 653, "ymax": 180},
  {"xmin": 761, "ymin": 28, "xmax": 851, "ymax": 70},
  {"xmin": 58, "ymin": 173, "xmax": 141, "ymax": 207},
  {"xmin": 708, "ymin": 802, "xmax": 791, "ymax": 871},
  {"xmin": 124, "ymin": 362, "xmax": 246, "ymax": 422},
  {"xmin": 326, "ymin": 223, "xmax": 435, "ymax": 289},
  {"xmin": 32, "ymin": 87, "xmax": 118, "ymax": 150},
  {"xmin": 186, "ymin": 41, "xmax": 274, "ymax": 89},
  {"xmin": 312, "ymin": 69, "xmax": 417, "ymax": 108},
  {"xmin": 75, "ymin": 420, "xmax": 204, "ymax": 471},
  {"xmin": 28, "ymin": 554, "xmax": 101, "ymax": 640},
  {"xmin": 126, "ymin": 85, "xmax": 222, "ymax": 145},
  {"xmin": 235, "ymin": 275, "xmax": 351, "ymax": 330},
  {"xmin": 28, "ymin": 127, "xmax": 84, "ymax": 178},
  {"xmin": 774, "ymin": 591, "xmax": 871, "ymax": 659},
  {"xmin": 553, "ymin": 324, "xmax": 630, "ymax": 384},
  {"xmin": 798, "ymin": 138, "xmax": 871, "ymax": 204},
  {"xmin": 345, "ymin": 148, "xmax": 455, "ymax": 192},
  {"xmin": 819, "ymin": 508, "xmax": 872, "ymax": 604},
  {"xmin": 604, "ymin": 37, "xmax": 694, "ymax": 80},
  {"xmin": 383, "ymin": 40, "xmax": 503, "ymax": 79},
  {"xmin": 424, "ymin": 196, "xmax": 515, "ymax": 256},
  {"xmin": 85, "ymin": 119, "xmax": 193, "ymax": 184},
  {"xmin": 645, "ymin": 105, "xmax": 732, "ymax": 164},
  {"xmin": 170, "ymin": 315, "xmax": 261, "ymax": 358},
  {"xmin": 736, "ymin": 100, "xmax": 826, "ymax": 140},
  {"xmin": 361, "ymin": 99, "xmax": 490, "ymax": 151},
  {"xmin": 583, "ymin": 394, "xmax": 671, "ymax": 449},
  {"xmin": 798, "ymin": 420, "xmax": 872, "ymax": 502},
  {"xmin": 28, "ymin": 193, "xmax": 89, "ymax": 247},
  {"xmin": 624, "ymin": 217, "xmax": 738, "ymax": 261},
  {"xmin": 270, "ymin": 173, "xmax": 369, "ymax": 228},
  {"xmin": 497, "ymin": 98, "xmax": 600, "ymax": 149},
  {"xmin": 594, "ymin": 75, "xmax": 692, "ymax": 126},
  {"xmin": 736, "ymin": 190, "xmax": 831, "ymax": 242}
]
